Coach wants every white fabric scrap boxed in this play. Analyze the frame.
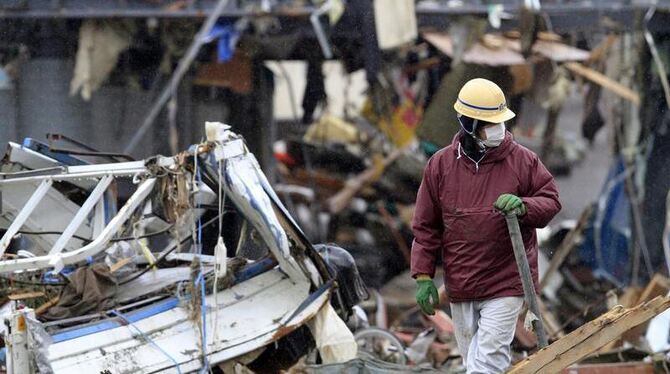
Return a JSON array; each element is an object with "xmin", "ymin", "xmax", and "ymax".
[
  {"xmin": 308, "ymin": 304, "xmax": 357, "ymax": 364},
  {"xmin": 70, "ymin": 20, "xmax": 131, "ymax": 101},
  {"xmin": 373, "ymin": 0, "xmax": 417, "ymax": 50},
  {"xmin": 523, "ymin": 309, "xmax": 539, "ymax": 332}
]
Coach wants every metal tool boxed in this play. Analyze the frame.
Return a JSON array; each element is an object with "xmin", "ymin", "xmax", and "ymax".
[{"xmin": 505, "ymin": 212, "xmax": 549, "ymax": 348}]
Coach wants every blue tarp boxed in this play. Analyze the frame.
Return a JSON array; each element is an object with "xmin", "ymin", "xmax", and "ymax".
[
  {"xmin": 578, "ymin": 157, "xmax": 631, "ymax": 287},
  {"xmin": 203, "ymin": 21, "xmax": 241, "ymax": 63}
]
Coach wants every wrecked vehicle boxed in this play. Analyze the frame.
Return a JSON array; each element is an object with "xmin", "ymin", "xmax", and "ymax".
[{"xmin": 0, "ymin": 122, "xmax": 366, "ymax": 373}]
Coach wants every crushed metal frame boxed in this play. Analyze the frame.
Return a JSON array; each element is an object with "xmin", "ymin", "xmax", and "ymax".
[{"xmin": 0, "ymin": 125, "xmax": 338, "ymax": 373}]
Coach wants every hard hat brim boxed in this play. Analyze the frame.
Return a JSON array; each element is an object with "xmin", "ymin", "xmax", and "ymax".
[{"xmin": 453, "ymin": 102, "xmax": 516, "ymax": 124}]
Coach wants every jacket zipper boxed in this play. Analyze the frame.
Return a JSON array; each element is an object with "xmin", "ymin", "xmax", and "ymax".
[
  {"xmin": 466, "ymin": 152, "xmax": 486, "ymax": 173},
  {"xmin": 457, "ymin": 142, "xmax": 487, "ymax": 173}
]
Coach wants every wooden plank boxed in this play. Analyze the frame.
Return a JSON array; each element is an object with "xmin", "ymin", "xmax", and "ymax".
[
  {"xmin": 564, "ymin": 62, "xmax": 640, "ymax": 106},
  {"xmin": 538, "ymin": 298, "xmax": 564, "ymax": 339},
  {"xmin": 109, "ymin": 257, "xmax": 133, "ymax": 273},
  {"xmin": 597, "ymin": 286, "xmax": 642, "ymax": 352},
  {"xmin": 8, "ymin": 291, "xmax": 45, "ymax": 300},
  {"xmin": 509, "ymin": 296, "xmax": 670, "ymax": 374},
  {"xmin": 540, "ymin": 206, "xmax": 593, "ymax": 289},
  {"xmin": 541, "ymin": 298, "xmax": 667, "ymax": 374},
  {"xmin": 585, "ymin": 34, "xmax": 618, "ymax": 65},
  {"xmin": 327, "ymin": 149, "xmax": 403, "ymax": 214},
  {"xmin": 512, "ymin": 307, "xmax": 628, "ymax": 372},
  {"xmin": 35, "ymin": 296, "xmax": 59, "ymax": 316},
  {"xmin": 621, "ymin": 274, "xmax": 670, "ymax": 343},
  {"xmin": 620, "ymin": 287, "xmax": 645, "ymax": 307},
  {"xmin": 560, "ymin": 362, "xmax": 654, "ymax": 374},
  {"xmin": 637, "ymin": 273, "xmax": 670, "ymax": 304}
]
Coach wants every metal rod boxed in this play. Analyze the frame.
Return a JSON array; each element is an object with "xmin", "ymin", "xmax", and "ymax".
[
  {"xmin": 0, "ymin": 179, "xmax": 157, "ymax": 274},
  {"xmin": 0, "ymin": 179, "xmax": 53, "ymax": 256},
  {"xmin": 309, "ymin": 0, "xmax": 334, "ymax": 59},
  {"xmin": 48, "ymin": 175, "xmax": 113, "ymax": 255},
  {"xmin": 124, "ymin": 0, "xmax": 232, "ymax": 154},
  {"xmin": 505, "ymin": 212, "xmax": 549, "ymax": 348},
  {"xmin": 0, "ymin": 169, "xmax": 145, "ymax": 184},
  {"xmin": 0, "ymin": 159, "xmax": 165, "ymax": 184}
]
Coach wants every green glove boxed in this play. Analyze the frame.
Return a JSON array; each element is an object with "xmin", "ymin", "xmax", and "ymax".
[
  {"xmin": 494, "ymin": 193, "xmax": 527, "ymax": 215},
  {"xmin": 416, "ymin": 276, "xmax": 439, "ymax": 315}
]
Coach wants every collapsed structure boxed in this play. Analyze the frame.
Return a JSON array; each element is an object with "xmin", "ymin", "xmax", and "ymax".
[{"xmin": 0, "ymin": 123, "xmax": 366, "ymax": 373}]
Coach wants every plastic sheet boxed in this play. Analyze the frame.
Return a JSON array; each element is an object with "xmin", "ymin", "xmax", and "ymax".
[
  {"xmin": 26, "ymin": 315, "xmax": 54, "ymax": 374},
  {"xmin": 308, "ymin": 304, "xmax": 357, "ymax": 364}
]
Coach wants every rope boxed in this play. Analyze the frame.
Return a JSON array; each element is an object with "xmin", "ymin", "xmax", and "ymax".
[
  {"xmin": 195, "ymin": 265, "xmax": 210, "ymax": 373},
  {"xmin": 212, "ymin": 158, "xmax": 225, "ymax": 348},
  {"xmin": 111, "ymin": 310, "xmax": 183, "ymax": 374}
]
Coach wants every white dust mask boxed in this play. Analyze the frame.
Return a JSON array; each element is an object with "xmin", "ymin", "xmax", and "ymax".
[{"xmin": 482, "ymin": 122, "xmax": 506, "ymax": 147}]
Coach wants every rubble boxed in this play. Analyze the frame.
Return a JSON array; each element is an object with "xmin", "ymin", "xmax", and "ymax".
[
  {"xmin": 509, "ymin": 296, "xmax": 670, "ymax": 373},
  {"xmin": 0, "ymin": 124, "xmax": 366, "ymax": 372},
  {"xmin": 2, "ymin": 1, "xmax": 670, "ymax": 373}
]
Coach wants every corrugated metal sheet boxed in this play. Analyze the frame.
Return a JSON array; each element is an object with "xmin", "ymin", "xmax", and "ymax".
[
  {"xmin": 0, "ymin": 58, "xmax": 253, "ymax": 160},
  {"xmin": 423, "ymin": 32, "xmax": 589, "ymax": 66},
  {"xmin": 423, "ymin": 32, "xmax": 525, "ymax": 66}
]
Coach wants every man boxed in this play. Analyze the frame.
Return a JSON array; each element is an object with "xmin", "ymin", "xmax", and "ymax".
[{"xmin": 411, "ymin": 78, "xmax": 561, "ymax": 373}]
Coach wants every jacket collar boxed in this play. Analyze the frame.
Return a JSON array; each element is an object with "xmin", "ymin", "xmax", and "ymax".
[{"xmin": 452, "ymin": 131, "xmax": 516, "ymax": 168}]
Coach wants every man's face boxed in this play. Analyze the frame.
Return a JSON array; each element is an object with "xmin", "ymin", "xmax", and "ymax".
[{"xmin": 476, "ymin": 121, "xmax": 499, "ymax": 140}]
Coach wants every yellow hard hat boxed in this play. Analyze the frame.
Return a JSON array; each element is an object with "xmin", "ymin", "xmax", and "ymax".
[{"xmin": 453, "ymin": 78, "xmax": 515, "ymax": 124}]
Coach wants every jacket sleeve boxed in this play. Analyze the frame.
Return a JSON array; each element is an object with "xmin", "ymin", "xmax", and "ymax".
[
  {"xmin": 521, "ymin": 154, "xmax": 562, "ymax": 228},
  {"xmin": 411, "ymin": 157, "xmax": 443, "ymax": 278}
]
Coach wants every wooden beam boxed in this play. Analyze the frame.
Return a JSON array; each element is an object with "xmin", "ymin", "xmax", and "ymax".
[
  {"xmin": 8, "ymin": 291, "xmax": 45, "ymax": 300},
  {"xmin": 35, "ymin": 296, "xmax": 59, "ymax": 316},
  {"xmin": 327, "ymin": 149, "xmax": 403, "ymax": 215},
  {"xmin": 637, "ymin": 273, "xmax": 670, "ymax": 304},
  {"xmin": 621, "ymin": 274, "xmax": 670, "ymax": 343},
  {"xmin": 538, "ymin": 298, "xmax": 564, "ymax": 339},
  {"xmin": 560, "ymin": 362, "xmax": 655, "ymax": 374},
  {"xmin": 508, "ymin": 296, "xmax": 670, "ymax": 374},
  {"xmin": 540, "ymin": 206, "xmax": 593, "ymax": 289},
  {"xmin": 597, "ymin": 286, "xmax": 642, "ymax": 352},
  {"xmin": 585, "ymin": 34, "xmax": 619, "ymax": 66},
  {"xmin": 564, "ymin": 62, "xmax": 640, "ymax": 106}
]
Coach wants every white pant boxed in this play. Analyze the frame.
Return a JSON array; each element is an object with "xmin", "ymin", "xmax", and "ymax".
[{"xmin": 450, "ymin": 296, "xmax": 523, "ymax": 374}]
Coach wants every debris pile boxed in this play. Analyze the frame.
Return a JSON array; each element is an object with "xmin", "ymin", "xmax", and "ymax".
[
  {"xmin": 1, "ymin": 1, "xmax": 670, "ymax": 373},
  {"xmin": 267, "ymin": 6, "xmax": 670, "ymax": 372},
  {"xmin": 0, "ymin": 123, "xmax": 367, "ymax": 373}
]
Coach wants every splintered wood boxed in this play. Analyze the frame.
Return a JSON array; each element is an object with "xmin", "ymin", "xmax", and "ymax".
[
  {"xmin": 564, "ymin": 62, "xmax": 640, "ymax": 106},
  {"xmin": 621, "ymin": 274, "xmax": 670, "ymax": 343},
  {"xmin": 508, "ymin": 296, "xmax": 670, "ymax": 374}
]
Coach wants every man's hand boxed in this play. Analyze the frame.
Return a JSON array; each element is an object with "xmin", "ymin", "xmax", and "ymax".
[
  {"xmin": 494, "ymin": 193, "xmax": 527, "ymax": 215},
  {"xmin": 416, "ymin": 275, "xmax": 439, "ymax": 315}
]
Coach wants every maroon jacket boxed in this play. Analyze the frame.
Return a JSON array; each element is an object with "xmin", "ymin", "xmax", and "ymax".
[{"xmin": 411, "ymin": 132, "xmax": 561, "ymax": 302}]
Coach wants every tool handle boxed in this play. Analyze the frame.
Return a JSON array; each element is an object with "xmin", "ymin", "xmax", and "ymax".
[{"xmin": 505, "ymin": 213, "xmax": 549, "ymax": 348}]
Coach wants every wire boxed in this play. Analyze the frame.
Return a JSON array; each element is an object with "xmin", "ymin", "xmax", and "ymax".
[
  {"xmin": 0, "ymin": 275, "xmax": 66, "ymax": 287},
  {"xmin": 213, "ymin": 158, "xmax": 225, "ymax": 347},
  {"xmin": 113, "ymin": 224, "xmax": 175, "ymax": 242},
  {"xmin": 118, "ymin": 214, "xmax": 222, "ymax": 286},
  {"xmin": 2, "ymin": 230, "xmax": 92, "ymax": 243},
  {"xmin": 197, "ymin": 159, "xmax": 203, "ymax": 255},
  {"xmin": 192, "ymin": 153, "xmax": 201, "ymax": 254},
  {"xmin": 193, "ymin": 143, "xmax": 216, "ymax": 372},
  {"xmin": 196, "ymin": 265, "xmax": 210, "ymax": 373},
  {"xmin": 110, "ymin": 310, "xmax": 183, "ymax": 374},
  {"xmin": 0, "ymin": 225, "xmax": 175, "ymax": 245}
]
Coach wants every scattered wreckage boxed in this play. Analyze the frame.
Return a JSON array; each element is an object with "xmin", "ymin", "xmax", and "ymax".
[{"xmin": 0, "ymin": 122, "xmax": 366, "ymax": 373}]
